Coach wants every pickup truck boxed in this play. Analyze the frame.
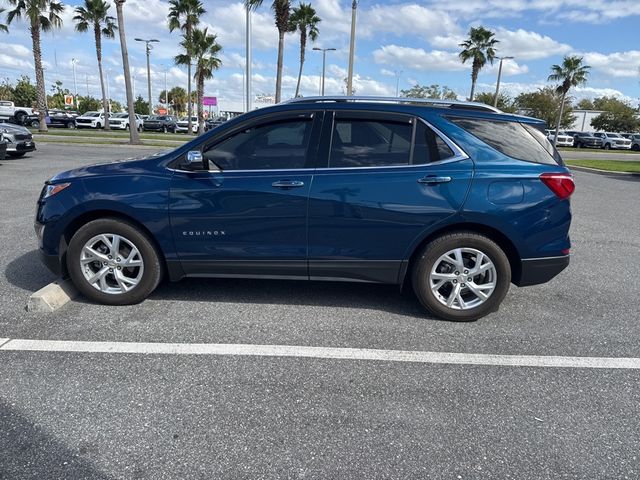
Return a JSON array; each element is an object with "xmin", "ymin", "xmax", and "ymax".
[{"xmin": 0, "ymin": 100, "xmax": 34, "ymax": 125}]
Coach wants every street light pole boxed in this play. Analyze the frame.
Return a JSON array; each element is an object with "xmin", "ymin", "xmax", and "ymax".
[
  {"xmin": 346, "ymin": 0, "xmax": 358, "ymax": 96},
  {"xmin": 135, "ymin": 38, "xmax": 159, "ymax": 115},
  {"xmin": 394, "ymin": 69, "xmax": 402, "ymax": 97},
  {"xmin": 245, "ymin": 5, "xmax": 252, "ymax": 112},
  {"xmin": 493, "ymin": 56, "xmax": 514, "ymax": 107},
  {"xmin": 71, "ymin": 58, "xmax": 78, "ymax": 108},
  {"xmin": 313, "ymin": 47, "xmax": 336, "ymax": 96}
]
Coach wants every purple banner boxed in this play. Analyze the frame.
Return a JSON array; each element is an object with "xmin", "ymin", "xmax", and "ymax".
[{"xmin": 202, "ymin": 96, "xmax": 217, "ymax": 106}]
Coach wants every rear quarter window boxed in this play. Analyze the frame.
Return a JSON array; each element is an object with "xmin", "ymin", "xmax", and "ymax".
[{"xmin": 448, "ymin": 117, "xmax": 562, "ymax": 166}]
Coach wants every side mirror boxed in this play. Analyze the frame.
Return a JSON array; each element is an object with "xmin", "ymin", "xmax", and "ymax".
[
  {"xmin": 186, "ymin": 150, "xmax": 204, "ymax": 166},
  {"xmin": 184, "ymin": 150, "xmax": 217, "ymax": 171}
]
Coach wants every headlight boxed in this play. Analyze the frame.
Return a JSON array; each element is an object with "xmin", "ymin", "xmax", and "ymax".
[{"xmin": 43, "ymin": 183, "xmax": 71, "ymax": 199}]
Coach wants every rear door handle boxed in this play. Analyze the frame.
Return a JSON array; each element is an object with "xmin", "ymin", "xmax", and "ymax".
[
  {"xmin": 272, "ymin": 180, "xmax": 305, "ymax": 189},
  {"xmin": 418, "ymin": 176, "xmax": 452, "ymax": 185}
]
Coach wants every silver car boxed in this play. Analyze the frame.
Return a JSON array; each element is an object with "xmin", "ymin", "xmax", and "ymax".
[{"xmin": 0, "ymin": 122, "xmax": 36, "ymax": 158}]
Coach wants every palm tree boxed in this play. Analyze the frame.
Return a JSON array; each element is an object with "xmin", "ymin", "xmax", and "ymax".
[
  {"xmin": 548, "ymin": 55, "xmax": 590, "ymax": 146},
  {"xmin": 6, "ymin": 0, "xmax": 64, "ymax": 133},
  {"xmin": 0, "ymin": 8, "xmax": 9, "ymax": 32},
  {"xmin": 177, "ymin": 28, "xmax": 222, "ymax": 135},
  {"xmin": 458, "ymin": 26, "xmax": 498, "ymax": 102},
  {"xmin": 245, "ymin": 0, "xmax": 292, "ymax": 103},
  {"xmin": 114, "ymin": 0, "xmax": 140, "ymax": 144},
  {"xmin": 289, "ymin": 3, "xmax": 320, "ymax": 98},
  {"xmin": 168, "ymin": 0, "xmax": 205, "ymax": 134},
  {"xmin": 73, "ymin": 0, "xmax": 117, "ymax": 131}
]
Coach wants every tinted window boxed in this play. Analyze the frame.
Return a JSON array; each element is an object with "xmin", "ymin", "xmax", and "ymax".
[
  {"xmin": 329, "ymin": 118, "xmax": 412, "ymax": 168},
  {"xmin": 413, "ymin": 121, "xmax": 455, "ymax": 164},
  {"xmin": 203, "ymin": 118, "xmax": 312, "ymax": 170},
  {"xmin": 449, "ymin": 117, "xmax": 561, "ymax": 165}
]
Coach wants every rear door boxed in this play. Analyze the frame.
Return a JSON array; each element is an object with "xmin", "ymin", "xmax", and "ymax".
[{"xmin": 307, "ymin": 110, "xmax": 473, "ymax": 283}]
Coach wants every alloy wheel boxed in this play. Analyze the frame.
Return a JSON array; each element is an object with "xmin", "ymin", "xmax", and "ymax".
[
  {"xmin": 80, "ymin": 233, "xmax": 144, "ymax": 294},
  {"xmin": 429, "ymin": 248, "xmax": 497, "ymax": 310}
]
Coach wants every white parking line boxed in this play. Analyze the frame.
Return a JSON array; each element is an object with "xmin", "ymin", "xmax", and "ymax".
[{"xmin": 1, "ymin": 338, "xmax": 640, "ymax": 369}]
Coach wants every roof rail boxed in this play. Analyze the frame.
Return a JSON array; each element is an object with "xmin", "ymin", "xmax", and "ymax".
[{"xmin": 284, "ymin": 95, "xmax": 502, "ymax": 113}]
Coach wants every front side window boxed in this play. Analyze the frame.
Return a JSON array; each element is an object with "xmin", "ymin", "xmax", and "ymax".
[
  {"xmin": 203, "ymin": 118, "xmax": 312, "ymax": 171},
  {"xmin": 329, "ymin": 118, "xmax": 412, "ymax": 168},
  {"xmin": 448, "ymin": 117, "xmax": 561, "ymax": 166}
]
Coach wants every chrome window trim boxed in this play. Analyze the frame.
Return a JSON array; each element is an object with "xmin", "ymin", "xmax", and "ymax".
[{"xmin": 167, "ymin": 114, "xmax": 470, "ymax": 174}]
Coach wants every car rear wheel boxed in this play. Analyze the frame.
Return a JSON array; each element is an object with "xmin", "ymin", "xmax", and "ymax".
[
  {"xmin": 30, "ymin": 120, "xmax": 40, "ymax": 129},
  {"xmin": 412, "ymin": 232, "xmax": 511, "ymax": 321},
  {"xmin": 67, "ymin": 218, "xmax": 162, "ymax": 305},
  {"xmin": 163, "ymin": 126, "xmax": 167, "ymax": 133},
  {"xmin": 67, "ymin": 122, "xmax": 75, "ymax": 129}
]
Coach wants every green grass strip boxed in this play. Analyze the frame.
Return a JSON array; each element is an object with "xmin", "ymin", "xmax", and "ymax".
[{"xmin": 565, "ymin": 159, "xmax": 640, "ymax": 173}]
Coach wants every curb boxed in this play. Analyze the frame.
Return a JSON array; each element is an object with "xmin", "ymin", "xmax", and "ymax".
[
  {"xmin": 27, "ymin": 279, "xmax": 78, "ymax": 313},
  {"xmin": 568, "ymin": 165, "xmax": 640, "ymax": 177}
]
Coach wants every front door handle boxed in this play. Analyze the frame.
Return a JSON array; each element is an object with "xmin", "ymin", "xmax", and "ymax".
[
  {"xmin": 272, "ymin": 180, "xmax": 305, "ymax": 189},
  {"xmin": 418, "ymin": 176, "xmax": 452, "ymax": 185}
]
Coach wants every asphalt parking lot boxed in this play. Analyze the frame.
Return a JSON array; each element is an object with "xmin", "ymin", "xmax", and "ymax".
[{"xmin": 1, "ymin": 143, "xmax": 639, "ymax": 479}]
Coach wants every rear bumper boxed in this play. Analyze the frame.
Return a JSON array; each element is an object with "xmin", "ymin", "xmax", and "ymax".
[{"xmin": 515, "ymin": 255, "xmax": 570, "ymax": 287}]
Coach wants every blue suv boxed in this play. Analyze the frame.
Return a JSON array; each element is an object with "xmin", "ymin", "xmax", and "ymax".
[{"xmin": 35, "ymin": 97, "xmax": 574, "ymax": 321}]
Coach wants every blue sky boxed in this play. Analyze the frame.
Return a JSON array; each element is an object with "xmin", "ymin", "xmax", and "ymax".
[{"xmin": 1, "ymin": 0, "xmax": 639, "ymax": 112}]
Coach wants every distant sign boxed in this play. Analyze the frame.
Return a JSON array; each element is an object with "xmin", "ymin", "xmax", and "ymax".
[
  {"xmin": 202, "ymin": 96, "xmax": 217, "ymax": 106},
  {"xmin": 64, "ymin": 95, "xmax": 74, "ymax": 106}
]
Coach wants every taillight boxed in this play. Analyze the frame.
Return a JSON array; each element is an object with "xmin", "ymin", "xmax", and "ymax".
[{"xmin": 540, "ymin": 173, "xmax": 575, "ymax": 199}]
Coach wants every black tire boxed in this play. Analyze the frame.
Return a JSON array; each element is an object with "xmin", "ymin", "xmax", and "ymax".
[
  {"xmin": 67, "ymin": 121, "xmax": 75, "ymax": 129},
  {"xmin": 7, "ymin": 152, "xmax": 26, "ymax": 158},
  {"xmin": 632, "ymin": 144, "xmax": 639, "ymax": 151},
  {"xmin": 604, "ymin": 143, "xmax": 610, "ymax": 150},
  {"xmin": 163, "ymin": 125, "xmax": 167, "ymax": 133},
  {"xmin": 96, "ymin": 123, "xmax": 102, "ymax": 129},
  {"xmin": 30, "ymin": 120, "xmax": 40, "ymax": 129},
  {"xmin": 14, "ymin": 111, "xmax": 26, "ymax": 125},
  {"xmin": 67, "ymin": 218, "xmax": 163, "ymax": 305},
  {"xmin": 411, "ymin": 232, "xmax": 511, "ymax": 322}
]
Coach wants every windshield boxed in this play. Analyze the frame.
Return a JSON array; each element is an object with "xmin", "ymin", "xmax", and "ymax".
[
  {"xmin": 608, "ymin": 133, "xmax": 621, "ymax": 138},
  {"xmin": 113, "ymin": 113, "xmax": 128, "ymax": 118},
  {"xmin": 84, "ymin": 112, "xmax": 99, "ymax": 117},
  {"xmin": 149, "ymin": 116, "xmax": 162, "ymax": 120}
]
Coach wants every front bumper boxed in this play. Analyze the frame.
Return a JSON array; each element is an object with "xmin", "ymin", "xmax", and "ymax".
[
  {"xmin": 515, "ymin": 255, "xmax": 570, "ymax": 287},
  {"xmin": 6, "ymin": 141, "xmax": 36, "ymax": 152},
  {"xmin": 109, "ymin": 122, "xmax": 128, "ymax": 130}
]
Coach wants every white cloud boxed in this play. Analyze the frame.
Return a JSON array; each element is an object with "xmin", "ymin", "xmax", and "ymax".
[
  {"xmin": 373, "ymin": 45, "xmax": 466, "ymax": 72},
  {"xmin": 360, "ymin": 4, "xmax": 461, "ymax": 41},
  {"xmin": 581, "ymin": 51, "xmax": 640, "ymax": 78},
  {"xmin": 496, "ymin": 28, "xmax": 572, "ymax": 60}
]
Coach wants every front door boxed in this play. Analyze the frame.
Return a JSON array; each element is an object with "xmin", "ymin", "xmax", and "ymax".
[
  {"xmin": 169, "ymin": 111, "xmax": 322, "ymax": 278},
  {"xmin": 307, "ymin": 111, "xmax": 473, "ymax": 283}
]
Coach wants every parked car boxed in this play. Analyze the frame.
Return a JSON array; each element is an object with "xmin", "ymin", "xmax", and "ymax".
[
  {"xmin": 109, "ymin": 113, "xmax": 144, "ymax": 131},
  {"xmin": 0, "ymin": 122, "xmax": 36, "ymax": 157},
  {"xmin": 26, "ymin": 110, "xmax": 77, "ymax": 129},
  {"xmin": 0, "ymin": 132, "xmax": 6, "ymax": 160},
  {"xmin": 204, "ymin": 117, "xmax": 226, "ymax": 131},
  {"xmin": 0, "ymin": 100, "xmax": 34, "ymax": 125},
  {"xmin": 35, "ymin": 96, "xmax": 574, "ymax": 322},
  {"xmin": 592, "ymin": 132, "xmax": 632, "ymax": 150},
  {"xmin": 175, "ymin": 116, "xmax": 199, "ymax": 133},
  {"xmin": 546, "ymin": 130, "xmax": 574, "ymax": 147},
  {"xmin": 143, "ymin": 115, "xmax": 178, "ymax": 133},
  {"xmin": 625, "ymin": 133, "xmax": 640, "ymax": 151},
  {"xmin": 565, "ymin": 131, "xmax": 603, "ymax": 149},
  {"xmin": 75, "ymin": 111, "xmax": 106, "ymax": 129}
]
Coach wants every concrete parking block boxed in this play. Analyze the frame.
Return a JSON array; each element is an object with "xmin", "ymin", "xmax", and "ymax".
[{"xmin": 26, "ymin": 279, "xmax": 78, "ymax": 313}]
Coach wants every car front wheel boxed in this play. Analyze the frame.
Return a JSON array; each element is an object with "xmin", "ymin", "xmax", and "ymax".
[
  {"xmin": 67, "ymin": 218, "xmax": 162, "ymax": 305},
  {"xmin": 412, "ymin": 232, "xmax": 511, "ymax": 321}
]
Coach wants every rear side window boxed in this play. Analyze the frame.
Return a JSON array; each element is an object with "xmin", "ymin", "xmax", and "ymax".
[
  {"xmin": 449, "ymin": 117, "xmax": 561, "ymax": 165},
  {"xmin": 329, "ymin": 119, "xmax": 412, "ymax": 168},
  {"xmin": 413, "ymin": 121, "xmax": 455, "ymax": 164}
]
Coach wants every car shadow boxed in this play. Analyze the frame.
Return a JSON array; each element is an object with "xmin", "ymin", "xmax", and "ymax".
[
  {"xmin": 4, "ymin": 250, "xmax": 56, "ymax": 292},
  {"xmin": 7, "ymin": 250, "xmax": 439, "ymax": 320},
  {"xmin": 148, "ymin": 276, "xmax": 434, "ymax": 319},
  {"xmin": 0, "ymin": 399, "xmax": 112, "ymax": 479}
]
